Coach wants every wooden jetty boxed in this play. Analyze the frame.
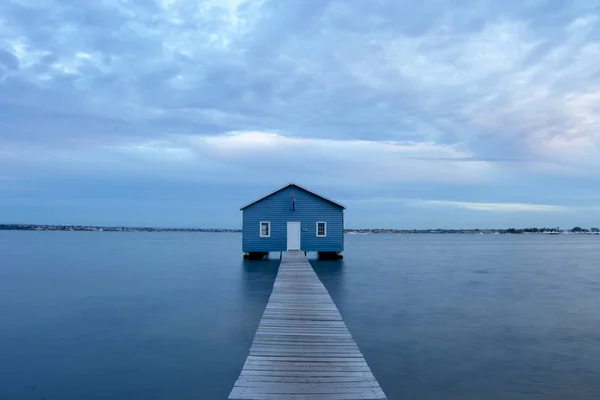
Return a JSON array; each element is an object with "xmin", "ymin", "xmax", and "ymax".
[{"xmin": 229, "ymin": 251, "xmax": 387, "ymax": 400}]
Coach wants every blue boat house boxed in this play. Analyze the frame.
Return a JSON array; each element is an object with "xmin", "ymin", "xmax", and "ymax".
[{"xmin": 240, "ymin": 183, "xmax": 345, "ymax": 260}]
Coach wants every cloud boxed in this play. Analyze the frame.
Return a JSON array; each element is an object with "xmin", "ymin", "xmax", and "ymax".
[
  {"xmin": 1, "ymin": 131, "xmax": 495, "ymax": 185},
  {"xmin": 1, "ymin": 1, "xmax": 599, "ymax": 157},
  {"xmin": 2, "ymin": 0, "xmax": 600, "ymax": 226},
  {"xmin": 0, "ymin": 48, "xmax": 19, "ymax": 74},
  {"xmin": 335, "ymin": 12, "xmax": 600, "ymax": 167},
  {"xmin": 0, "ymin": 0, "xmax": 596, "ymax": 147},
  {"xmin": 412, "ymin": 200, "xmax": 573, "ymax": 213}
]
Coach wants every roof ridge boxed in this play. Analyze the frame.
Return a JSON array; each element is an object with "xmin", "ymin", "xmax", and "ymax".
[{"xmin": 240, "ymin": 183, "xmax": 346, "ymax": 210}]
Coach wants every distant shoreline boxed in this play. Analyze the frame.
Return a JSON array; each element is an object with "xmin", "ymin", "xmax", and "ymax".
[
  {"xmin": 0, "ymin": 224, "xmax": 240, "ymax": 233},
  {"xmin": 1, "ymin": 224, "xmax": 599, "ymax": 235}
]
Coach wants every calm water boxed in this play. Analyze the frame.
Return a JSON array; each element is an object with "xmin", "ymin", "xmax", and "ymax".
[{"xmin": 1, "ymin": 232, "xmax": 600, "ymax": 399}]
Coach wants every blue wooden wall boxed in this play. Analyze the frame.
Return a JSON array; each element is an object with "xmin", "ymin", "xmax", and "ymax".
[{"xmin": 242, "ymin": 185, "xmax": 344, "ymax": 253}]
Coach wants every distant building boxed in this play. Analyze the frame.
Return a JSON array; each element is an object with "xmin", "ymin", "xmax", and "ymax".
[{"xmin": 240, "ymin": 183, "xmax": 345, "ymax": 259}]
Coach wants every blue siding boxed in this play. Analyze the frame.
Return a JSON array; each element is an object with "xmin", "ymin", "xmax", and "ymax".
[{"xmin": 242, "ymin": 185, "xmax": 344, "ymax": 253}]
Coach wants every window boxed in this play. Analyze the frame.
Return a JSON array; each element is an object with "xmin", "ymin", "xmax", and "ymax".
[
  {"xmin": 316, "ymin": 222, "xmax": 327, "ymax": 237},
  {"xmin": 260, "ymin": 221, "xmax": 271, "ymax": 237}
]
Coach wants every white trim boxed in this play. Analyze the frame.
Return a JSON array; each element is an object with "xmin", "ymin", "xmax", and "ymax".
[
  {"xmin": 240, "ymin": 183, "xmax": 346, "ymax": 210},
  {"xmin": 316, "ymin": 221, "xmax": 327, "ymax": 237},
  {"xmin": 259, "ymin": 221, "xmax": 271, "ymax": 237}
]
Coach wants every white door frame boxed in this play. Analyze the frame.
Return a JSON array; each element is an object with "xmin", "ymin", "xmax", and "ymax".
[{"xmin": 287, "ymin": 222, "xmax": 301, "ymax": 250}]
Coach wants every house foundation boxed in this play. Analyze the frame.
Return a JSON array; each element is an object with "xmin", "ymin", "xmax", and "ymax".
[
  {"xmin": 317, "ymin": 251, "xmax": 343, "ymax": 260},
  {"xmin": 243, "ymin": 252, "xmax": 268, "ymax": 260}
]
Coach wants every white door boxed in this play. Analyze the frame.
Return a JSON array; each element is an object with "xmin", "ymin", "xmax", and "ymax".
[{"xmin": 287, "ymin": 222, "xmax": 301, "ymax": 250}]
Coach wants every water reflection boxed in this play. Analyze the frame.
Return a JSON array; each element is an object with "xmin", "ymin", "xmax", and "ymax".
[
  {"xmin": 310, "ymin": 257, "xmax": 345, "ymax": 275},
  {"xmin": 240, "ymin": 256, "xmax": 280, "ymax": 307},
  {"xmin": 309, "ymin": 258, "xmax": 345, "ymax": 308}
]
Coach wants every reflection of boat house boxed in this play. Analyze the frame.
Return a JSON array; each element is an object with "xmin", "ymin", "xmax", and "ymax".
[{"xmin": 240, "ymin": 183, "xmax": 345, "ymax": 259}]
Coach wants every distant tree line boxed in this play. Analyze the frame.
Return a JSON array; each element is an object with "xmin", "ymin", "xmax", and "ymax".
[
  {"xmin": 503, "ymin": 227, "xmax": 599, "ymax": 234},
  {"xmin": 504, "ymin": 227, "xmax": 559, "ymax": 234},
  {"xmin": 571, "ymin": 227, "xmax": 600, "ymax": 233},
  {"xmin": 0, "ymin": 224, "xmax": 41, "ymax": 230},
  {"xmin": 0, "ymin": 224, "xmax": 241, "ymax": 232}
]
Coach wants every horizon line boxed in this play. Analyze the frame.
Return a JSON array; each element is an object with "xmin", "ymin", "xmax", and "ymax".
[{"xmin": 1, "ymin": 223, "xmax": 597, "ymax": 231}]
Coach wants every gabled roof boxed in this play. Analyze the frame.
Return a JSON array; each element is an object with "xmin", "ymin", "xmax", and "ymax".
[{"xmin": 240, "ymin": 183, "xmax": 346, "ymax": 210}]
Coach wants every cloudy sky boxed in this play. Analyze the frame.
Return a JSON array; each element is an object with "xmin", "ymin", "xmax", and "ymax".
[{"xmin": 1, "ymin": 0, "xmax": 600, "ymax": 229}]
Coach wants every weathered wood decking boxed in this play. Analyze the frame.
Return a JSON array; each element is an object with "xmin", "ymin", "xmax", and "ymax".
[{"xmin": 229, "ymin": 251, "xmax": 387, "ymax": 400}]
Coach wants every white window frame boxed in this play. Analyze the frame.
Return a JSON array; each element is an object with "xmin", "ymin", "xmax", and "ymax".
[
  {"xmin": 260, "ymin": 221, "xmax": 271, "ymax": 238},
  {"xmin": 316, "ymin": 221, "xmax": 327, "ymax": 237}
]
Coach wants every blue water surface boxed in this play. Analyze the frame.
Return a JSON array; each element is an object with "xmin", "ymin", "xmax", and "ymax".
[{"xmin": 1, "ymin": 232, "xmax": 600, "ymax": 399}]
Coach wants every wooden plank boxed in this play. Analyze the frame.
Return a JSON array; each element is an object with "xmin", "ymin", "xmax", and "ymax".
[
  {"xmin": 229, "ymin": 390, "xmax": 387, "ymax": 400},
  {"xmin": 228, "ymin": 251, "xmax": 387, "ymax": 399},
  {"xmin": 239, "ymin": 370, "xmax": 377, "ymax": 378},
  {"xmin": 233, "ymin": 381, "xmax": 382, "ymax": 389},
  {"xmin": 231, "ymin": 388, "xmax": 386, "ymax": 396},
  {"xmin": 236, "ymin": 376, "xmax": 379, "ymax": 383},
  {"xmin": 245, "ymin": 356, "xmax": 368, "ymax": 363},
  {"xmin": 243, "ymin": 360, "xmax": 370, "ymax": 367}
]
